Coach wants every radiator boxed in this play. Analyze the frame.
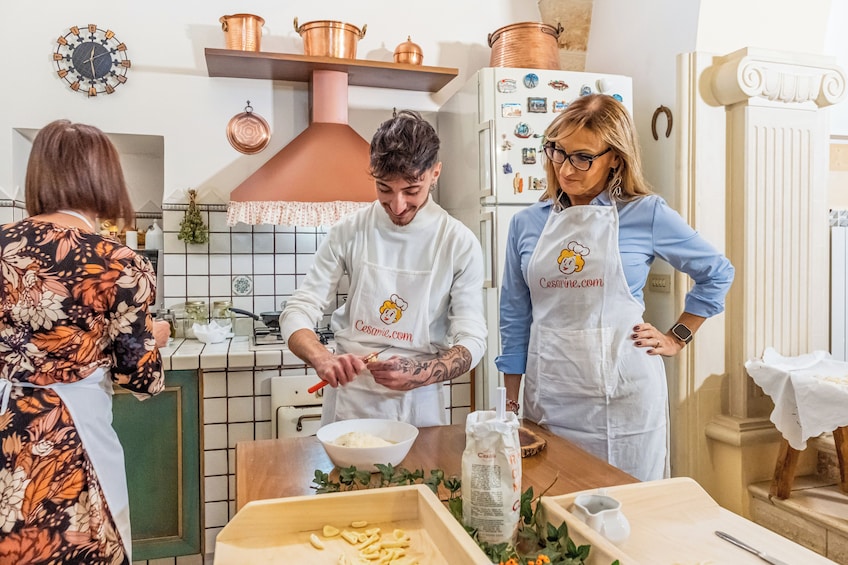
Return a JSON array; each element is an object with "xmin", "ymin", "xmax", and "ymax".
[{"xmin": 832, "ymin": 210, "xmax": 848, "ymax": 361}]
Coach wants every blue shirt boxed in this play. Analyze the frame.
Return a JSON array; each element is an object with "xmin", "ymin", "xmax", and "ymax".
[{"xmin": 495, "ymin": 192, "xmax": 735, "ymax": 375}]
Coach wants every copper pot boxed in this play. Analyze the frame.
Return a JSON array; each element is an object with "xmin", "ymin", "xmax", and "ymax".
[
  {"xmin": 294, "ymin": 17, "xmax": 366, "ymax": 59},
  {"xmin": 488, "ymin": 21, "xmax": 563, "ymax": 70},
  {"xmin": 393, "ymin": 36, "xmax": 423, "ymax": 65},
  {"xmin": 220, "ymin": 13, "xmax": 265, "ymax": 52}
]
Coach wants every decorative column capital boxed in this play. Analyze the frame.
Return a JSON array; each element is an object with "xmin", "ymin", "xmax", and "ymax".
[{"xmin": 709, "ymin": 47, "xmax": 846, "ymax": 108}]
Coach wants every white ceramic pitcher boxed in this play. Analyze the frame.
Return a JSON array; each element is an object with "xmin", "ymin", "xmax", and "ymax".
[{"xmin": 571, "ymin": 491, "xmax": 631, "ymax": 544}]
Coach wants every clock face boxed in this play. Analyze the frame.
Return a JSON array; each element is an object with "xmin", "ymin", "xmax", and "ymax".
[{"xmin": 54, "ymin": 25, "xmax": 131, "ymax": 97}]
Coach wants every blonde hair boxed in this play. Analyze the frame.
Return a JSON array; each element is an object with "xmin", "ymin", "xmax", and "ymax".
[{"xmin": 542, "ymin": 94, "xmax": 652, "ymax": 204}]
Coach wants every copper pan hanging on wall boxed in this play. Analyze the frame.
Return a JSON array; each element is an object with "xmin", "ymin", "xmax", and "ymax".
[{"xmin": 226, "ymin": 101, "xmax": 270, "ymax": 154}]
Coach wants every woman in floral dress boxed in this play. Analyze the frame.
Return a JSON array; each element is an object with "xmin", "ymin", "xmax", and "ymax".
[{"xmin": 0, "ymin": 120, "xmax": 170, "ymax": 564}]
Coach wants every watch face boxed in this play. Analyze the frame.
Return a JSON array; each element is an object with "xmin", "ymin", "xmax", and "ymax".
[
  {"xmin": 54, "ymin": 25, "xmax": 131, "ymax": 97},
  {"xmin": 672, "ymin": 323, "xmax": 693, "ymax": 342}
]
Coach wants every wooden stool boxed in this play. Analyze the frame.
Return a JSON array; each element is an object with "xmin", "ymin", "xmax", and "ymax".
[{"xmin": 770, "ymin": 425, "xmax": 848, "ymax": 500}]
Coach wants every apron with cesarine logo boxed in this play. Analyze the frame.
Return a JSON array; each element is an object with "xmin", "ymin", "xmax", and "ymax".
[
  {"xmin": 326, "ymin": 254, "xmax": 447, "ymax": 427},
  {"xmin": 523, "ymin": 202, "xmax": 668, "ymax": 481}
]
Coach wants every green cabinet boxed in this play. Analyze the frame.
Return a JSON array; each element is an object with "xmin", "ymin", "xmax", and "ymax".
[{"xmin": 113, "ymin": 370, "xmax": 202, "ymax": 560}]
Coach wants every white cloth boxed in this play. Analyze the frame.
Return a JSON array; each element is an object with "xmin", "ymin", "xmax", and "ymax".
[
  {"xmin": 523, "ymin": 203, "xmax": 668, "ymax": 481},
  {"xmin": 280, "ymin": 197, "xmax": 486, "ymax": 426},
  {"xmin": 1, "ymin": 368, "xmax": 132, "ymax": 560},
  {"xmin": 745, "ymin": 347, "xmax": 848, "ymax": 450}
]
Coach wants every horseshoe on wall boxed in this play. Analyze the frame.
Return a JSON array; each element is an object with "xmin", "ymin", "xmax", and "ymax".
[{"xmin": 651, "ymin": 105, "xmax": 673, "ymax": 140}]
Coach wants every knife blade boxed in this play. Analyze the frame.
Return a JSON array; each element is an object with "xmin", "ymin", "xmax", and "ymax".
[
  {"xmin": 715, "ymin": 530, "xmax": 791, "ymax": 565},
  {"xmin": 306, "ymin": 346, "xmax": 393, "ymax": 394}
]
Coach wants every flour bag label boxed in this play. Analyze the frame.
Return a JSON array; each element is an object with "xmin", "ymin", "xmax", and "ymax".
[{"xmin": 461, "ymin": 410, "xmax": 522, "ymax": 544}]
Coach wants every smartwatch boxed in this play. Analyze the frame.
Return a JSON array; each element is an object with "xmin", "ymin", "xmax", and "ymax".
[{"xmin": 670, "ymin": 322, "xmax": 693, "ymax": 344}]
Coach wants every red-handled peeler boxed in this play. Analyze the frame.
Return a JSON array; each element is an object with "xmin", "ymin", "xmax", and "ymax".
[{"xmin": 307, "ymin": 346, "xmax": 392, "ymax": 394}]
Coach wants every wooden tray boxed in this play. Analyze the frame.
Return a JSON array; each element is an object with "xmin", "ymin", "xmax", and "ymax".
[
  {"xmin": 214, "ymin": 484, "xmax": 488, "ymax": 564},
  {"xmin": 541, "ymin": 477, "xmax": 837, "ymax": 565}
]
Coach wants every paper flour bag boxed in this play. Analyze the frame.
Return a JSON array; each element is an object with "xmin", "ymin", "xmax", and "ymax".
[{"xmin": 461, "ymin": 410, "xmax": 522, "ymax": 544}]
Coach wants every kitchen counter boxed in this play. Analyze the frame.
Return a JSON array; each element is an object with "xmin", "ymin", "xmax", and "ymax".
[
  {"xmin": 234, "ymin": 420, "xmax": 638, "ymax": 510},
  {"xmin": 158, "ymin": 336, "xmax": 307, "ymax": 371}
]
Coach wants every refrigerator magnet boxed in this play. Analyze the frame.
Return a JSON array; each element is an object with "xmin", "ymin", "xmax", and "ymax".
[
  {"xmin": 549, "ymin": 80, "xmax": 569, "ymax": 91},
  {"xmin": 502, "ymin": 103, "xmax": 522, "ymax": 118},
  {"xmin": 552, "ymin": 100, "xmax": 569, "ymax": 113},
  {"xmin": 503, "ymin": 163, "xmax": 513, "ymax": 174},
  {"xmin": 523, "ymin": 73, "xmax": 539, "ymax": 88},
  {"xmin": 612, "ymin": 93, "xmax": 623, "ymax": 102},
  {"xmin": 580, "ymin": 84, "xmax": 593, "ymax": 96},
  {"xmin": 514, "ymin": 122, "xmax": 533, "ymax": 138},
  {"xmin": 531, "ymin": 177, "xmax": 547, "ymax": 191},
  {"xmin": 513, "ymin": 172, "xmax": 524, "ymax": 194},
  {"xmin": 501, "ymin": 134, "xmax": 513, "ymax": 151},
  {"xmin": 522, "ymin": 147, "xmax": 537, "ymax": 164},
  {"xmin": 527, "ymin": 97, "xmax": 547, "ymax": 113},
  {"xmin": 497, "ymin": 78, "xmax": 517, "ymax": 93}
]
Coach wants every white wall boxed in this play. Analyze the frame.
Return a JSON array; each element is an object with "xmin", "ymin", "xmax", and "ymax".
[{"xmin": 0, "ymin": 0, "xmax": 541, "ymax": 205}]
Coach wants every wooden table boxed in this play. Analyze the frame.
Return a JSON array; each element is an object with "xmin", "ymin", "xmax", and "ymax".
[{"xmin": 235, "ymin": 420, "xmax": 638, "ymax": 510}]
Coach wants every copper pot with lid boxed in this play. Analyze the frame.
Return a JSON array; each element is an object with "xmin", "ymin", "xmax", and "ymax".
[{"xmin": 393, "ymin": 36, "xmax": 423, "ymax": 65}]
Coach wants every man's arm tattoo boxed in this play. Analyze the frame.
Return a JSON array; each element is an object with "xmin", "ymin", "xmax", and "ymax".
[{"xmin": 396, "ymin": 346, "xmax": 473, "ymax": 389}]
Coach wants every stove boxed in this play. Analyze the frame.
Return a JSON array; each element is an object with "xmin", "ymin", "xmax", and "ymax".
[{"xmin": 251, "ymin": 325, "xmax": 335, "ymax": 346}]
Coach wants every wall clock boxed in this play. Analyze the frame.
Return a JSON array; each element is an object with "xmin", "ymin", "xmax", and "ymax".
[{"xmin": 53, "ymin": 24, "xmax": 131, "ymax": 97}]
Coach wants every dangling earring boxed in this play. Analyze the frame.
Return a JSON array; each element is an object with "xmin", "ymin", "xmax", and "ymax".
[
  {"xmin": 609, "ymin": 174, "xmax": 622, "ymax": 198},
  {"xmin": 429, "ymin": 183, "xmax": 436, "ymax": 192}
]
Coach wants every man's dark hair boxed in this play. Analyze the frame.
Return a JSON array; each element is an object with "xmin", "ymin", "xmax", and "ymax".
[{"xmin": 369, "ymin": 110, "xmax": 440, "ymax": 182}]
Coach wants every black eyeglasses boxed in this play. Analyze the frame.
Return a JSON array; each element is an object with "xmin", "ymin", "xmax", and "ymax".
[{"xmin": 543, "ymin": 143, "xmax": 611, "ymax": 171}]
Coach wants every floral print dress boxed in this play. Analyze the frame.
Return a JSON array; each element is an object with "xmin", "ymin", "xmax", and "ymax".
[{"xmin": 0, "ymin": 219, "xmax": 163, "ymax": 565}]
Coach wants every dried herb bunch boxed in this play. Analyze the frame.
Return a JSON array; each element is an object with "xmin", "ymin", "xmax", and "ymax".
[
  {"xmin": 312, "ymin": 465, "xmax": 620, "ymax": 565},
  {"xmin": 178, "ymin": 189, "xmax": 208, "ymax": 244}
]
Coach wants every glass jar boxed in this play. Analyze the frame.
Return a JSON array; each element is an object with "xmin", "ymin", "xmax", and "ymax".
[
  {"xmin": 184, "ymin": 300, "xmax": 208, "ymax": 340},
  {"xmin": 211, "ymin": 300, "xmax": 234, "ymax": 328},
  {"xmin": 156, "ymin": 308, "xmax": 177, "ymax": 341}
]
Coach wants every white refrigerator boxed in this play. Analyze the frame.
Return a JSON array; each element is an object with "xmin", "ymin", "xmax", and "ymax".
[{"xmin": 437, "ymin": 67, "xmax": 633, "ymax": 411}]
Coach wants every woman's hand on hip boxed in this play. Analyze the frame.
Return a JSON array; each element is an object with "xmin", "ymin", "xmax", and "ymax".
[{"xmin": 631, "ymin": 323, "xmax": 683, "ymax": 357}]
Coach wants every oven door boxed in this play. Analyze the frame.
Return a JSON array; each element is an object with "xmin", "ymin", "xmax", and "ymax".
[
  {"xmin": 271, "ymin": 374, "xmax": 325, "ymax": 438},
  {"xmin": 276, "ymin": 405, "xmax": 323, "ymax": 438}
]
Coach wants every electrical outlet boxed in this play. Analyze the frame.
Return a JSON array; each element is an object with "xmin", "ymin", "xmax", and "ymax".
[{"xmin": 648, "ymin": 274, "xmax": 671, "ymax": 293}]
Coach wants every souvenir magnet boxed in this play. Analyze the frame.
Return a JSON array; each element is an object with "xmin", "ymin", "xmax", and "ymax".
[
  {"xmin": 523, "ymin": 73, "xmax": 539, "ymax": 88},
  {"xmin": 527, "ymin": 97, "xmax": 547, "ymax": 113},
  {"xmin": 522, "ymin": 147, "xmax": 537, "ymax": 165},
  {"xmin": 513, "ymin": 172, "xmax": 524, "ymax": 194},
  {"xmin": 596, "ymin": 78, "xmax": 610, "ymax": 93},
  {"xmin": 514, "ymin": 122, "xmax": 532, "ymax": 138},
  {"xmin": 501, "ymin": 134, "xmax": 513, "ymax": 151},
  {"xmin": 548, "ymin": 80, "xmax": 569, "ymax": 91},
  {"xmin": 580, "ymin": 85, "xmax": 593, "ymax": 96},
  {"xmin": 503, "ymin": 163, "xmax": 513, "ymax": 174},
  {"xmin": 612, "ymin": 93, "xmax": 623, "ymax": 102},
  {"xmin": 552, "ymin": 100, "xmax": 568, "ymax": 113},
  {"xmin": 502, "ymin": 102, "xmax": 522, "ymax": 118},
  {"xmin": 531, "ymin": 177, "xmax": 547, "ymax": 191},
  {"xmin": 497, "ymin": 78, "xmax": 517, "ymax": 93}
]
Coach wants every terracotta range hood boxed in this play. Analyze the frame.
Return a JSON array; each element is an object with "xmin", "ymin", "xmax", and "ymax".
[{"xmin": 227, "ymin": 70, "xmax": 374, "ymax": 227}]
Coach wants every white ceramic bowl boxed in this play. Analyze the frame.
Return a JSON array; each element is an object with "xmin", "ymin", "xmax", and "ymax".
[{"xmin": 316, "ymin": 418, "xmax": 419, "ymax": 472}]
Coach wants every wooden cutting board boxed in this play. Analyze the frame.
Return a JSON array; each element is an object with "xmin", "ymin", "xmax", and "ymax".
[
  {"xmin": 541, "ymin": 477, "xmax": 838, "ymax": 565},
  {"xmin": 519, "ymin": 426, "xmax": 547, "ymax": 458}
]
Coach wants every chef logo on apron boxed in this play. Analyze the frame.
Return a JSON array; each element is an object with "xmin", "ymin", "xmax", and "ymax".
[
  {"xmin": 557, "ymin": 240, "xmax": 590, "ymax": 275},
  {"xmin": 379, "ymin": 294, "xmax": 407, "ymax": 324},
  {"xmin": 538, "ymin": 240, "xmax": 604, "ymax": 289}
]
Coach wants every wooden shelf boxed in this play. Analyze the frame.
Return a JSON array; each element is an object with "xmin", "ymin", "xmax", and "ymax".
[{"xmin": 205, "ymin": 48, "xmax": 458, "ymax": 92}]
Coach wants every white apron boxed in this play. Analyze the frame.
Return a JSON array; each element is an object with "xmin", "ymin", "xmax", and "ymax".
[
  {"xmin": 0, "ymin": 368, "xmax": 132, "ymax": 560},
  {"xmin": 326, "ymin": 254, "xmax": 447, "ymax": 428},
  {"xmin": 523, "ymin": 202, "xmax": 668, "ymax": 481}
]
